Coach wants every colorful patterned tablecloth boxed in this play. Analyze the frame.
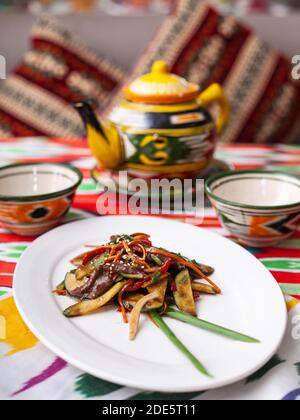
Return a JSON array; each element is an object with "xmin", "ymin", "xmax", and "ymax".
[{"xmin": 0, "ymin": 137, "xmax": 300, "ymax": 401}]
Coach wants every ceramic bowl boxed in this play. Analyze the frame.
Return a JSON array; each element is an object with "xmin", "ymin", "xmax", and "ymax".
[
  {"xmin": 205, "ymin": 170, "xmax": 300, "ymax": 248},
  {"xmin": 0, "ymin": 163, "xmax": 82, "ymax": 236}
]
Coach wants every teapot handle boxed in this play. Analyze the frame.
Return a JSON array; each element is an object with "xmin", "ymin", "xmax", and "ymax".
[{"xmin": 198, "ymin": 84, "xmax": 230, "ymax": 134}]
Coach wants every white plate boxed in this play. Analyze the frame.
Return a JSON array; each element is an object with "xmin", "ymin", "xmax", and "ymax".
[{"xmin": 13, "ymin": 216, "xmax": 287, "ymax": 393}]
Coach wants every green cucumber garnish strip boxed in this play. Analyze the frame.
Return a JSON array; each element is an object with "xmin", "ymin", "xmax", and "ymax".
[
  {"xmin": 93, "ymin": 252, "xmax": 110, "ymax": 268},
  {"xmin": 149, "ymin": 310, "xmax": 212, "ymax": 377},
  {"xmin": 151, "ymin": 255, "xmax": 164, "ymax": 266},
  {"xmin": 166, "ymin": 309, "xmax": 260, "ymax": 344},
  {"xmin": 55, "ymin": 280, "xmax": 66, "ymax": 291},
  {"xmin": 121, "ymin": 273, "xmax": 144, "ymax": 279},
  {"xmin": 152, "ymin": 272, "xmax": 162, "ymax": 284}
]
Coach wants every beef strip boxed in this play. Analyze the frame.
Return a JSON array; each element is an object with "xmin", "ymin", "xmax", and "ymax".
[
  {"xmin": 82, "ymin": 261, "xmax": 145, "ymax": 300},
  {"xmin": 108, "ymin": 261, "xmax": 145, "ymax": 276},
  {"xmin": 70, "ymin": 257, "xmax": 147, "ymax": 301},
  {"xmin": 67, "ymin": 275, "xmax": 97, "ymax": 299},
  {"xmin": 84, "ymin": 266, "xmax": 115, "ymax": 300}
]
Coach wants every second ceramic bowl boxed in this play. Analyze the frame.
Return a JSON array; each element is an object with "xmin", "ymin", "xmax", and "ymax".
[
  {"xmin": 0, "ymin": 163, "xmax": 82, "ymax": 236},
  {"xmin": 205, "ymin": 170, "xmax": 300, "ymax": 248}
]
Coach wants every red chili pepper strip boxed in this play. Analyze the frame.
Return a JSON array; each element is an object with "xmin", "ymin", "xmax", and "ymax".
[
  {"xmin": 144, "ymin": 259, "xmax": 171, "ymax": 276},
  {"xmin": 160, "ymin": 258, "xmax": 172, "ymax": 274},
  {"xmin": 170, "ymin": 281, "xmax": 177, "ymax": 292},
  {"xmin": 140, "ymin": 239, "xmax": 152, "ymax": 247},
  {"xmin": 126, "ymin": 280, "xmax": 145, "ymax": 292},
  {"xmin": 149, "ymin": 247, "xmax": 221, "ymax": 294},
  {"xmin": 82, "ymin": 246, "xmax": 112, "ymax": 265}
]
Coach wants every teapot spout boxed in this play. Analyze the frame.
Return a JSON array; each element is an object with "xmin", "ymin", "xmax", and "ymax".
[
  {"xmin": 73, "ymin": 101, "xmax": 107, "ymax": 139},
  {"xmin": 73, "ymin": 101, "xmax": 123, "ymax": 170}
]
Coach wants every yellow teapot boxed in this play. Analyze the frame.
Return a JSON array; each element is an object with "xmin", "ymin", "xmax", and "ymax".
[{"xmin": 74, "ymin": 61, "xmax": 230, "ymax": 178}]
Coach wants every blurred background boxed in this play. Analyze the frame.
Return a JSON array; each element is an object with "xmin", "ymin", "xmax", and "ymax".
[
  {"xmin": 0, "ymin": 0, "xmax": 299, "ymax": 16},
  {"xmin": 0, "ymin": 0, "xmax": 298, "ymax": 142}
]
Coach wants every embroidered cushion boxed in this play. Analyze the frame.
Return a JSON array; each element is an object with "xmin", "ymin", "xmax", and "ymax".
[
  {"xmin": 0, "ymin": 17, "xmax": 125, "ymax": 138},
  {"xmin": 119, "ymin": 0, "xmax": 300, "ymax": 144}
]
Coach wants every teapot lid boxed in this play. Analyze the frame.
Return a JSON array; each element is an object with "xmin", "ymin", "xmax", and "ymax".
[{"xmin": 123, "ymin": 61, "xmax": 200, "ymax": 105}]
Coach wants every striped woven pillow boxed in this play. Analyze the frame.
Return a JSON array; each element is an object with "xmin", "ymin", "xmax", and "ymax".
[
  {"xmin": 122, "ymin": 0, "xmax": 300, "ymax": 144},
  {"xmin": 0, "ymin": 16, "xmax": 125, "ymax": 138}
]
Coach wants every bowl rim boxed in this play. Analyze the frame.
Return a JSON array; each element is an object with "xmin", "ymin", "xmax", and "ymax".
[
  {"xmin": 205, "ymin": 169, "xmax": 300, "ymax": 211},
  {"xmin": 0, "ymin": 162, "xmax": 83, "ymax": 202}
]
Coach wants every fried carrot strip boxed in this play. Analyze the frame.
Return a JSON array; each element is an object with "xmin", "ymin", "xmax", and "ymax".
[
  {"xmin": 137, "ymin": 244, "xmax": 146, "ymax": 260},
  {"xmin": 118, "ymin": 281, "xmax": 134, "ymax": 323},
  {"xmin": 118, "ymin": 290, "xmax": 128, "ymax": 323},
  {"xmin": 131, "ymin": 233, "xmax": 151, "ymax": 239},
  {"xmin": 123, "ymin": 240, "xmax": 132, "ymax": 254},
  {"xmin": 129, "ymin": 239, "xmax": 152, "ymax": 247},
  {"xmin": 144, "ymin": 267, "xmax": 161, "ymax": 274},
  {"xmin": 53, "ymin": 289, "xmax": 67, "ymax": 296}
]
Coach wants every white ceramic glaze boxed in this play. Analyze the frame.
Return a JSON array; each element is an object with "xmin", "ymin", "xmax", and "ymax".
[
  {"xmin": 14, "ymin": 216, "xmax": 287, "ymax": 392},
  {"xmin": 210, "ymin": 172, "xmax": 300, "ymax": 207},
  {"xmin": 0, "ymin": 163, "xmax": 82, "ymax": 236},
  {"xmin": 206, "ymin": 171, "xmax": 300, "ymax": 248},
  {"xmin": 0, "ymin": 163, "xmax": 81, "ymax": 198}
]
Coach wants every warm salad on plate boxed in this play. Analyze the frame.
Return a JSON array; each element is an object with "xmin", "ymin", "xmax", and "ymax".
[{"xmin": 54, "ymin": 233, "xmax": 259, "ymax": 377}]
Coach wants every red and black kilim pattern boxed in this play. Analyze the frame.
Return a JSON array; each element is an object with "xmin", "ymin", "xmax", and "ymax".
[
  {"xmin": 0, "ymin": 16, "xmax": 125, "ymax": 138},
  {"xmin": 236, "ymin": 57, "xmax": 300, "ymax": 144},
  {"xmin": 172, "ymin": 8, "xmax": 251, "ymax": 89},
  {"xmin": 127, "ymin": 0, "xmax": 300, "ymax": 145},
  {"xmin": 0, "ymin": 109, "xmax": 44, "ymax": 137}
]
